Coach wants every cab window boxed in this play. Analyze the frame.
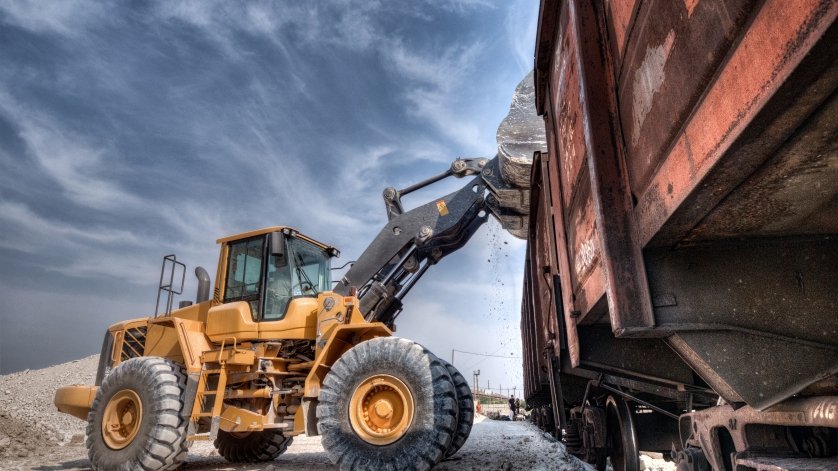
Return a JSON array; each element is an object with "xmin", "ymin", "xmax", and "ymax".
[
  {"xmin": 263, "ymin": 236, "xmax": 330, "ymax": 321},
  {"xmin": 264, "ymin": 250, "xmax": 293, "ymax": 321},
  {"xmin": 223, "ymin": 237, "xmax": 264, "ymax": 320}
]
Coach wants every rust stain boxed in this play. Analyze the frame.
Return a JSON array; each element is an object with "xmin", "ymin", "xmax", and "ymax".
[
  {"xmin": 685, "ymin": 0, "xmax": 699, "ymax": 18},
  {"xmin": 631, "ymin": 29, "xmax": 675, "ymax": 146},
  {"xmin": 620, "ymin": 0, "xmax": 758, "ymax": 197},
  {"xmin": 635, "ymin": 0, "xmax": 838, "ymax": 247}
]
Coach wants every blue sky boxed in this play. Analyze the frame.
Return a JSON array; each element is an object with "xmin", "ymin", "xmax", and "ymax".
[{"xmin": 0, "ymin": 0, "xmax": 538, "ymax": 393}]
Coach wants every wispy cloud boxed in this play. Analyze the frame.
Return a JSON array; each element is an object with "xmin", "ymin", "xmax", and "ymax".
[
  {"xmin": 382, "ymin": 40, "xmax": 488, "ymax": 152},
  {"xmin": 0, "ymin": 0, "xmax": 538, "ymax": 381},
  {"xmin": 2, "ymin": 103, "xmax": 141, "ymax": 212},
  {"xmin": 0, "ymin": 0, "xmax": 110, "ymax": 36},
  {"xmin": 0, "ymin": 199, "xmax": 163, "ymax": 285},
  {"xmin": 0, "ymin": 200, "xmax": 141, "ymax": 252},
  {"xmin": 505, "ymin": 0, "xmax": 539, "ymax": 75}
]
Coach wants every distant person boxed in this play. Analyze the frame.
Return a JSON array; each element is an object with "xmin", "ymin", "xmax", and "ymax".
[{"xmin": 508, "ymin": 394, "xmax": 516, "ymax": 421}]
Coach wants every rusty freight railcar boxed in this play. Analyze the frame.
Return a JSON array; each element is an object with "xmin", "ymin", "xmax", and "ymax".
[{"xmin": 521, "ymin": 1, "xmax": 838, "ymax": 471}]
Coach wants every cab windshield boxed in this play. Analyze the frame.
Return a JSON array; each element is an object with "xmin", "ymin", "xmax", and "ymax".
[{"xmin": 264, "ymin": 236, "xmax": 331, "ymax": 321}]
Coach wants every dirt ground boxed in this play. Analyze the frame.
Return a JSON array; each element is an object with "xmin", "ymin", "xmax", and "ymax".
[
  {"xmin": 0, "ymin": 357, "xmax": 674, "ymax": 471},
  {"xmin": 0, "ymin": 412, "xmax": 595, "ymax": 471}
]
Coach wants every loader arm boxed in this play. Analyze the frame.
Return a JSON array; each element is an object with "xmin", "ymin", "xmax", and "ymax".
[{"xmin": 333, "ymin": 155, "xmax": 528, "ymax": 324}]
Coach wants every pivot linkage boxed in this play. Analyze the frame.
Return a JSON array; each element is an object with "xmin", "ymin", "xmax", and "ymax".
[{"xmin": 334, "ymin": 156, "xmax": 528, "ymax": 325}]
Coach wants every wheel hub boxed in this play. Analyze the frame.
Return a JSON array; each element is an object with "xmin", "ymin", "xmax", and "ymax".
[
  {"xmin": 349, "ymin": 374, "xmax": 414, "ymax": 445},
  {"xmin": 374, "ymin": 400, "xmax": 393, "ymax": 419},
  {"xmin": 102, "ymin": 389, "xmax": 143, "ymax": 450}
]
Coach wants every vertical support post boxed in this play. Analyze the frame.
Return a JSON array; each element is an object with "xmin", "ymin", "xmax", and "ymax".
[{"xmin": 570, "ymin": 0, "xmax": 653, "ymax": 334}]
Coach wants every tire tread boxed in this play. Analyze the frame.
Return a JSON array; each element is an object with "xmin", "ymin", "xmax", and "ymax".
[
  {"xmin": 318, "ymin": 337, "xmax": 458, "ymax": 471},
  {"xmin": 86, "ymin": 357, "xmax": 188, "ymax": 471}
]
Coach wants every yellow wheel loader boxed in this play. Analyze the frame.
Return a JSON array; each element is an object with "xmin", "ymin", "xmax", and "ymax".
[{"xmin": 54, "ymin": 154, "xmax": 531, "ymax": 471}]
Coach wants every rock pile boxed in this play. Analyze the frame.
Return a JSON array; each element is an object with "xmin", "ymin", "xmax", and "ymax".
[{"xmin": 0, "ymin": 355, "xmax": 97, "ymax": 458}]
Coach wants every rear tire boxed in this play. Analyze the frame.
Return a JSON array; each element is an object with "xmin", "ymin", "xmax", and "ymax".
[
  {"xmin": 440, "ymin": 360, "xmax": 473, "ymax": 458},
  {"xmin": 86, "ymin": 357, "xmax": 188, "ymax": 471},
  {"xmin": 317, "ymin": 337, "xmax": 458, "ymax": 471},
  {"xmin": 214, "ymin": 429, "xmax": 293, "ymax": 463}
]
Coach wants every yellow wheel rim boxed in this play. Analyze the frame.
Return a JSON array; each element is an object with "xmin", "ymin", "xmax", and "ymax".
[
  {"xmin": 102, "ymin": 389, "xmax": 143, "ymax": 450},
  {"xmin": 349, "ymin": 374, "xmax": 414, "ymax": 445}
]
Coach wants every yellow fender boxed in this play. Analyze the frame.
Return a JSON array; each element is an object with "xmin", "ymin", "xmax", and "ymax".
[
  {"xmin": 299, "ymin": 322, "xmax": 391, "ymax": 436},
  {"xmin": 305, "ymin": 322, "xmax": 392, "ymax": 397},
  {"xmin": 144, "ymin": 317, "xmax": 212, "ymax": 374}
]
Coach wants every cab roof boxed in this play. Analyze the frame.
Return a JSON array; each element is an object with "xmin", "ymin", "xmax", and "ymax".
[{"xmin": 216, "ymin": 226, "xmax": 329, "ymax": 249}]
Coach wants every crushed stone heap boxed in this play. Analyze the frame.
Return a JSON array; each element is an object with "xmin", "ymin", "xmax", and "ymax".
[{"xmin": 0, "ymin": 355, "xmax": 98, "ymax": 459}]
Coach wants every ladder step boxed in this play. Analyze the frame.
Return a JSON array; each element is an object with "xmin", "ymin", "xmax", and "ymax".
[{"xmin": 190, "ymin": 365, "xmax": 228, "ymax": 426}]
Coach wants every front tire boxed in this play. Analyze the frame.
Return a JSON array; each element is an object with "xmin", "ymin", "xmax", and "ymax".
[
  {"xmin": 440, "ymin": 360, "xmax": 474, "ymax": 458},
  {"xmin": 213, "ymin": 429, "xmax": 293, "ymax": 463},
  {"xmin": 317, "ymin": 337, "xmax": 458, "ymax": 471},
  {"xmin": 86, "ymin": 357, "xmax": 188, "ymax": 471}
]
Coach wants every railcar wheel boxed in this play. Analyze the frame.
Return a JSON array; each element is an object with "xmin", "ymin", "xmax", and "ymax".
[
  {"xmin": 606, "ymin": 395, "xmax": 640, "ymax": 471},
  {"xmin": 317, "ymin": 337, "xmax": 458, "ymax": 471}
]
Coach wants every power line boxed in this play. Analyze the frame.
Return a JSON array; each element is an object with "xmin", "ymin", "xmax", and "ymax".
[
  {"xmin": 460, "ymin": 339, "xmax": 517, "ymax": 372},
  {"xmin": 453, "ymin": 349, "xmax": 521, "ymax": 360}
]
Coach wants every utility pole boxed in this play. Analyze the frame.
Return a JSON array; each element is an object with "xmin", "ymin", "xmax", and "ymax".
[
  {"xmin": 451, "ymin": 349, "xmax": 454, "ymax": 365},
  {"xmin": 472, "ymin": 370, "xmax": 480, "ymax": 409}
]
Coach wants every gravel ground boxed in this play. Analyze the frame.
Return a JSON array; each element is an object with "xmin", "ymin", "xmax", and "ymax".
[
  {"xmin": 0, "ymin": 356, "xmax": 664, "ymax": 471},
  {"xmin": 0, "ymin": 355, "xmax": 98, "ymax": 461}
]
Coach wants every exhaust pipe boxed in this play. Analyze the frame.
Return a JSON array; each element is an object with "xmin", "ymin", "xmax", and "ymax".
[{"xmin": 195, "ymin": 266, "xmax": 211, "ymax": 303}]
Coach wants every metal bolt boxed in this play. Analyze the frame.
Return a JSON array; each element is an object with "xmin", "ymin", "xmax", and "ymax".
[
  {"xmin": 483, "ymin": 168, "xmax": 492, "ymax": 176},
  {"xmin": 479, "ymin": 159, "xmax": 487, "ymax": 167},
  {"xmin": 383, "ymin": 188, "xmax": 396, "ymax": 201},
  {"xmin": 374, "ymin": 401, "xmax": 393, "ymax": 418},
  {"xmin": 419, "ymin": 227, "xmax": 431, "ymax": 237},
  {"xmin": 452, "ymin": 160, "xmax": 465, "ymax": 171}
]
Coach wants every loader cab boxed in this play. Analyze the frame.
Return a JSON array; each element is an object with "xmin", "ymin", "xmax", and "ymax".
[{"xmin": 217, "ymin": 227, "xmax": 337, "ymax": 323}]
